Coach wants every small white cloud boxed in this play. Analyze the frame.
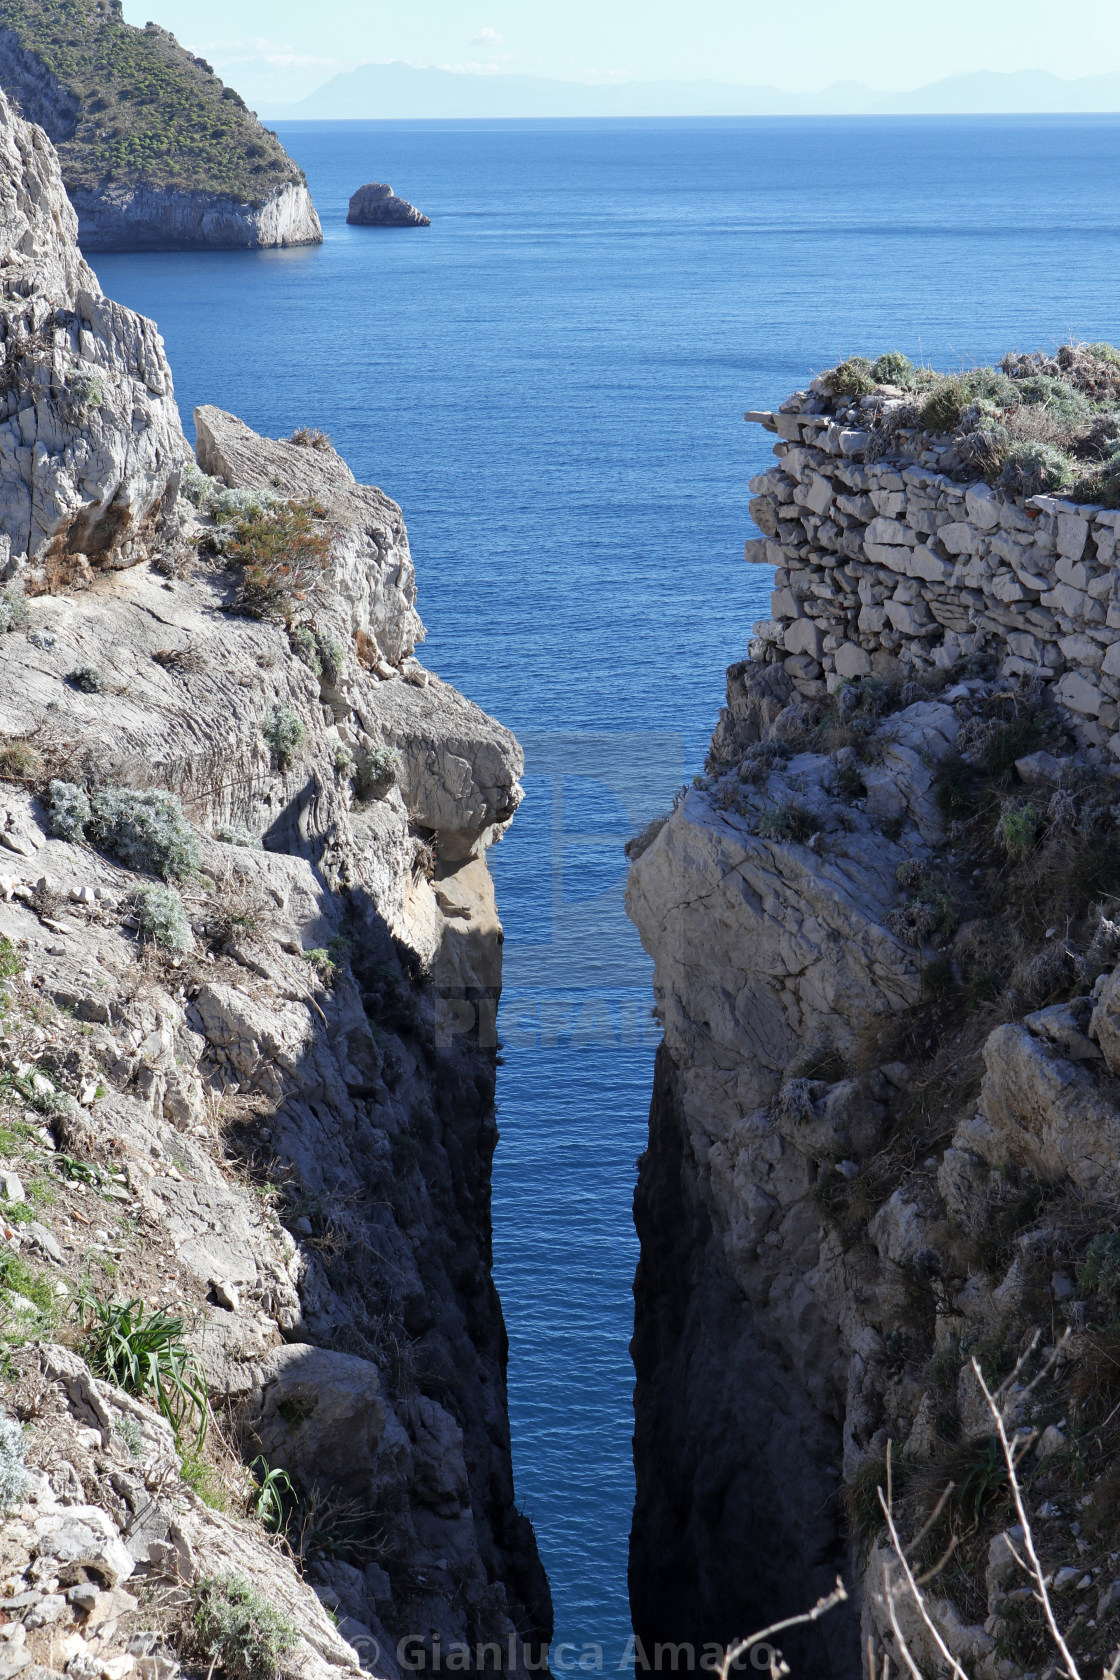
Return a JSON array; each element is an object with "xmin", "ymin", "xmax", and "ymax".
[
  {"xmin": 193, "ymin": 36, "xmax": 343, "ymax": 72},
  {"xmin": 471, "ymin": 26, "xmax": 503, "ymax": 45}
]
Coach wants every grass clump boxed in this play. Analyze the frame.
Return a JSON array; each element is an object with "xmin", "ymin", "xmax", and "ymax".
[
  {"xmin": 758, "ymin": 800, "xmax": 822, "ymax": 843},
  {"xmin": 134, "ymin": 883, "xmax": 193, "ymax": 950},
  {"xmin": 78, "ymin": 1291, "xmax": 207, "ymax": 1445},
  {"xmin": 262, "ymin": 704, "xmax": 306, "ymax": 771},
  {"xmin": 0, "ymin": 738, "xmax": 43, "ymax": 781},
  {"xmin": 289, "ymin": 427, "xmax": 332, "ymax": 451},
  {"xmin": 191, "ymin": 1575, "xmax": 298, "ymax": 1680},
  {"xmin": 226, "ymin": 500, "xmax": 331, "ymax": 621}
]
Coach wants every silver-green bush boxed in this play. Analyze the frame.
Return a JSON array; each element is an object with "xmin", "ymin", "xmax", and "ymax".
[
  {"xmin": 90, "ymin": 788, "xmax": 202, "ymax": 879},
  {"xmin": 0, "ymin": 1412, "xmax": 28, "ymax": 1509},
  {"xmin": 0, "ymin": 586, "xmax": 28, "ymax": 634},
  {"xmin": 214, "ymin": 822, "xmax": 264, "ymax": 850},
  {"xmin": 356, "ymin": 744, "xmax": 403, "ymax": 800},
  {"xmin": 67, "ymin": 665, "xmax": 106, "ymax": 693},
  {"xmin": 263, "ymin": 703, "xmax": 307, "ymax": 770},
  {"xmin": 134, "ymin": 883, "xmax": 193, "ymax": 951},
  {"xmin": 46, "ymin": 779, "xmax": 92, "ymax": 841}
]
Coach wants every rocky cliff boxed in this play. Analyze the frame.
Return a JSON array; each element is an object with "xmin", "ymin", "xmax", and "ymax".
[
  {"xmin": 0, "ymin": 81, "xmax": 547, "ymax": 1680},
  {"xmin": 627, "ymin": 355, "xmax": 1120, "ymax": 1679},
  {"xmin": 0, "ymin": 0, "xmax": 321, "ymax": 250}
]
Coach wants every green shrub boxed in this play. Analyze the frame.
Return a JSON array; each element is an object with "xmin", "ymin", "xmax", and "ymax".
[
  {"xmin": 89, "ymin": 787, "xmax": 201, "ymax": 878},
  {"xmin": 214, "ymin": 822, "xmax": 263, "ymax": 850},
  {"xmin": 1071, "ymin": 448, "xmax": 1120, "ymax": 509},
  {"xmin": 332, "ymin": 742, "xmax": 355, "ymax": 775},
  {"xmin": 998, "ymin": 441, "xmax": 1074, "ymax": 497},
  {"xmin": 1080, "ymin": 1232, "xmax": 1120, "ymax": 1300},
  {"xmin": 263, "ymin": 704, "xmax": 307, "ymax": 770},
  {"xmin": 0, "ymin": 936, "xmax": 21, "ymax": 982},
  {"xmin": 181, "ymin": 463, "xmax": 219, "ymax": 508},
  {"xmin": 134, "ymin": 884, "xmax": 192, "ymax": 951},
  {"xmin": 355, "ymin": 744, "xmax": 403, "ymax": 800},
  {"xmin": 1086, "ymin": 341, "xmax": 1120, "ymax": 369},
  {"xmin": 0, "ymin": 586, "xmax": 28, "ymax": 634},
  {"xmin": 46, "ymin": 779, "xmax": 92, "ymax": 841},
  {"xmin": 191, "ymin": 1576, "xmax": 298, "ymax": 1680},
  {"xmin": 1012, "ymin": 375, "xmax": 1088, "ymax": 420},
  {"xmin": 78, "ymin": 1292, "xmax": 207, "ymax": 1445},
  {"xmin": 65, "ymin": 368, "xmax": 102, "ymax": 410},
  {"xmin": 291, "ymin": 625, "xmax": 345, "ymax": 684},
  {"xmin": 997, "ymin": 801, "xmax": 1040, "ymax": 859},
  {"xmin": 871, "ymin": 351, "xmax": 915, "ymax": 387},
  {"xmin": 0, "ymin": 1413, "xmax": 27, "ymax": 1510},
  {"xmin": 67, "ymin": 665, "xmax": 106, "ymax": 693},
  {"xmin": 758, "ymin": 801, "xmax": 822, "ymax": 843},
  {"xmin": 227, "ymin": 501, "xmax": 331, "ymax": 620},
  {"xmin": 823, "ymin": 356, "xmax": 875, "ymax": 398}
]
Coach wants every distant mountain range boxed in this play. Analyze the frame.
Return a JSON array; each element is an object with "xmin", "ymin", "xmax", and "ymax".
[{"xmin": 266, "ymin": 63, "xmax": 1120, "ymax": 122}]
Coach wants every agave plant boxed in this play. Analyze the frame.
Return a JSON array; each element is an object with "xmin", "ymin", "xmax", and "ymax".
[{"xmin": 77, "ymin": 1290, "xmax": 208, "ymax": 1446}]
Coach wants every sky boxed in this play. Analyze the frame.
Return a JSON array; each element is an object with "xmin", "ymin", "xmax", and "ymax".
[{"xmin": 121, "ymin": 0, "xmax": 1120, "ymax": 111}]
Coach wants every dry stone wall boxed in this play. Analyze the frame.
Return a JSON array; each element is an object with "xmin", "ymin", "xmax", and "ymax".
[{"xmin": 745, "ymin": 393, "xmax": 1120, "ymax": 753}]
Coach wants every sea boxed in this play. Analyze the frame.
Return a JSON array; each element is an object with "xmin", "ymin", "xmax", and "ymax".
[{"xmin": 96, "ymin": 113, "xmax": 1120, "ymax": 1668}]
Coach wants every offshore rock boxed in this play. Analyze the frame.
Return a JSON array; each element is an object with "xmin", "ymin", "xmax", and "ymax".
[
  {"xmin": 0, "ymin": 84, "xmax": 186, "ymax": 588},
  {"xmin": 348, "ymin": 183, "xmax": 431, "ymax": 227}
]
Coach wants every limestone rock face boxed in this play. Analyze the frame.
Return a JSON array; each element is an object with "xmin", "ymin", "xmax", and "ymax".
[
  {"xmin": 627, "ymin": 646, "xmax": 1120, "ymax": 1679},
  {"xmin": 194, "ymin": 404, "xmax": 423, "ymax": 666},
  {"xmin": 0, "ymin": 85, "xmax": 187, "ymax": 587},
  {"xmin": 347, "ymin": 182, "xmax": 431, "ymax": 227},
  {"xmin": 0, "ymin": 230, "xmax": 546, "ymax": 1663},
  {"xmin": 70, "ymin": 179, "xmax": 323, "ymax": 252}
]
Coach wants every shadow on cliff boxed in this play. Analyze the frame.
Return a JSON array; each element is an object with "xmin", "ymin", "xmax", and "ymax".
[{"xmin": 629, "ymin": 1046, "xmax": 860, "ymax": 1680}]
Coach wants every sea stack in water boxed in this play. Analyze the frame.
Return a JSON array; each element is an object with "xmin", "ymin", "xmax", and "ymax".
[{"xmin": 347, "ymin": 181, "xmax": 431, "ymax": 226}]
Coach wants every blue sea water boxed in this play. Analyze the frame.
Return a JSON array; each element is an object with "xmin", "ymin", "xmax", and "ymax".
[{"xmin": 95, "ymin": 114, "xmax": 1120, "ymax": 1666}]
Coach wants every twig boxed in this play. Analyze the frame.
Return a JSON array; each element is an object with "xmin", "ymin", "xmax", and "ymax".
[
  {"xmin": 717, "ymin": 1579, "xmax": 848, "ymax": 1680},
  {"xmin": 877, "ymin": 1470, "xmax": 971, "ymax": 1680},
  {"xmin": 971, "ymin": 1356, "xmax": 1081, "ymax": 1680}
]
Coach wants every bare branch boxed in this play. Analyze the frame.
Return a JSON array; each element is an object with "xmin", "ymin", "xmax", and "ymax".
[
  {"xmin": 971, "ymin": 1356, "xmax": 1082, "ymax": 1680},
  {"xmin": 717, "ymin": 1579, "xmax": 848, "ymax": 1680},
  {"xmin": 877, "ymin": 1478, "xmax": 972, "ymax": 1680}
]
